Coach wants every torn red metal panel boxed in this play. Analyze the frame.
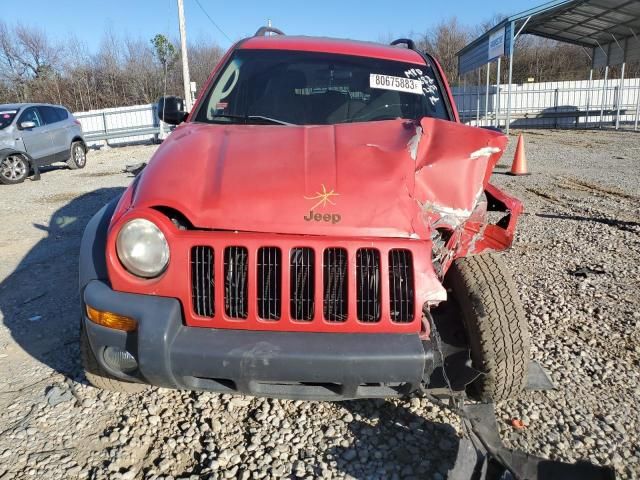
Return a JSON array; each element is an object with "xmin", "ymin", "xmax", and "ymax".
[
  {"xmin": 413, "ymin": 117, "xmax": 507, "ymax": 216},
  {"xmin": 456, "ymin": 183, "xmax": 524, "ymax": 258}
]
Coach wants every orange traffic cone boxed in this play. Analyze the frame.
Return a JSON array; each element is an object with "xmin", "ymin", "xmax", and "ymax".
[{"xmin": 508, "ymin": 133, "xmax": 529, "ymax": 176}]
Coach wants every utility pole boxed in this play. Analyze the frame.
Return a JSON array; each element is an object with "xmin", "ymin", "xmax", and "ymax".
[{"xmin": 177, "ymin": 0, "xmax": 192, "ymax": 110}]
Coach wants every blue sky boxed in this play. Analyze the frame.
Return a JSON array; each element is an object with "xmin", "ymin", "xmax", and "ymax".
[{"xmin": 3, "ymin": 0, "xmax": 543, "ymax": 51}]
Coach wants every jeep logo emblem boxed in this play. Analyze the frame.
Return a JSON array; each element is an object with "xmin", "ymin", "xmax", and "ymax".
[
  {"xmin": 304, "ymin": 211, "xmax": 341, "ymax": 224},
  {"xmin": 303, "ymin": 184, "xmax": 341, "ymax": 225}
]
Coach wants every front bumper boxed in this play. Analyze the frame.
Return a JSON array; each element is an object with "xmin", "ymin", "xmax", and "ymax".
[{"xmin": 83, "ymin": 280, "xmax": 434, "ymax": 400}]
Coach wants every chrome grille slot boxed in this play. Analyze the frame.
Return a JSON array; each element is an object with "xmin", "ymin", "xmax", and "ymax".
[
  {"xmin": 290, "ymin": 248, "xmax": 315, "ymax": 321},
  {"xmin": 323, "ymin": 248, "xmax": 348, "ymax": 322},
  {"xmin": 224, "ymin": 246, "xmax": 248, "ymax": 319},
  {"xmin": 356, "ymin": 248, "xmax": 381, "ymax": 322},
  {"xmin": 191, "ymin": 246, "xmax": 214, "ymax": 318},
  {"xmin": 388, "ymin": 249, "xmax": 415, "ymax": 323},
  {"xmin": 257, "ymin": 247, "xmax": 281, "ymax": 320}
]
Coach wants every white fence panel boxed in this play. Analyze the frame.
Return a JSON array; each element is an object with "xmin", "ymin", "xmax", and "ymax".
[
  {"xmin": 453, "ymin": 77, "xmax": 640, "ymax": 129},
  {"xmin": 73, "ymin": 104, "xmax": 169, "ymax": 147}
]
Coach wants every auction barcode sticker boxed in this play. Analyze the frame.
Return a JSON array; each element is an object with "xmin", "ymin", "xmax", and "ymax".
[{"xmin": 370, "ymin": 74, "xmax": 423, "ymax": 95}]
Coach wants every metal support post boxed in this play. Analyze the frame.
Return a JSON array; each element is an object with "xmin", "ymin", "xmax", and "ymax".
[
  {"xmin": 462, "ymin": 75, "xmax": 467, "ymax": 123},
  {"xmin": 506, "ymin": 21, "xmax": 515, "ymax": 134},
  {"xmin": 554, "ymin": 88, "xmax": 560, "ymax": 128},
  {"xmin": 476, "ymin": 68, "xmax": 481, "ymax": 125},
  {"xmin": 615, "ymin": 62, "xmax": 625, "ymax": 130},
  {"xmin": 102, "ymin": 111, "xmax": 109, "ymax": 147},
  {"xmin": 599, "ymin": 66, "xmax": 608, "ymax": 129},
  {"xmin": 496, "ymin": 57, "xmax": 501, "ymax": 128},
  {"xmin": 634, "ymin": 82, "xmax": 640, "ymax": 131},
  {"xmin": 485, "ymin": 63, "xmax": 491, "ymax": 127},
  {"xmin": 585, "ymin": 69, "xmax": 593, "ymax": 128}
]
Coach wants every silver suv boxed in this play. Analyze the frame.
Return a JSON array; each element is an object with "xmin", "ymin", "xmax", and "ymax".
[{"xmin": 0, "ymin": 103, "xmax": 87, "ymax": 185}]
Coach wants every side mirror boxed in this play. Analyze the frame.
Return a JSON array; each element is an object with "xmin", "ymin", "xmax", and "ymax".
[
  {"xmin": 20, "ymin": 121, "xmax": 36, "ymax": 129},
  {"xmin": 157, "ymin": 96, "xmax": 188, "ymax": 125}
]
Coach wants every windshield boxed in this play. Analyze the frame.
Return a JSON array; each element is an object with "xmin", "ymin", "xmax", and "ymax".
[
  {"xmin": 0, "ymin": 109, "xmax": 18, "ymax": 130},
  {"xmin": 195, "ymin": 50, "xmax": 449, "ymax": 125}
]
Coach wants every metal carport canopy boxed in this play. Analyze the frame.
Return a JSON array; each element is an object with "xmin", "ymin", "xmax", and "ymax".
[{"xmin": 456, "ymin": 0, "xmax": 640, "ymax": 132}]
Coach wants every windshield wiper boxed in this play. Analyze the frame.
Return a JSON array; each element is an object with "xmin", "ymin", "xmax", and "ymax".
[
  {"xmin": 209, "ymin": 114, "xmax": 292, "ymax": 126},
  {"xmin": 248, "ymin": 115, "xmax": 293, "ymax": 125}
]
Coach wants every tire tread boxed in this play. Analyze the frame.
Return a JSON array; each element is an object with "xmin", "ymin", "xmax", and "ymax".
[{"xmin": 448, "ymin": 254, "xmax": 530, "ymax": 402}]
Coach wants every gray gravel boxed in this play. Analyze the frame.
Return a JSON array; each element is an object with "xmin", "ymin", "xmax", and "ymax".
[
  {"xmin": 0, "ymin": 130, "xmax": 638, "ymax": 479},
  {"xmin": 494, "ymin": 129, "xmax": 640, "ymax": 479}
]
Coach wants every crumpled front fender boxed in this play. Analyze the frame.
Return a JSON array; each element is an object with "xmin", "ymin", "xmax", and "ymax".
[
  {"xmin": 454, "ymin": 182, "xmax": 523, "ymax": 259},
  {"xmin": 409, "ymin": 119, "xmax": 523, "ymax": 279}
]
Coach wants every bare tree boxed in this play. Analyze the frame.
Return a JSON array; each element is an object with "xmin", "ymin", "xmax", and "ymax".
[
  {"xmin": 188, "ymin": 39, "xmax": 223, "ymax": 97},
  {"xmin": 14, "ymin": 24, "xmax": 60, "ymax": 79},
  {"xmin": 416, "ymin": 18, "xmax": 472, "ymax": 84},
  {"xmin": 0, "ymin": 20, "xmax": 604, "ymax": 111},
  {"xmin": 0, "ymin": 21, "xmax": 64, "ymax": 103},
  {"xmin": 64, "ymin": 37, "xmax": 95, "ymax": 111}
]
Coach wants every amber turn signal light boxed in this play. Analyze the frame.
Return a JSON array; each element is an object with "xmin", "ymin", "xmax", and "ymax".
[{"xmin": 86, "ymin": 305, "xmax": 137, "ymax": 332}]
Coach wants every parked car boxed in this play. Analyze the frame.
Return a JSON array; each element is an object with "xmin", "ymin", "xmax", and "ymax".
[
  {"xmin": 79, "ymin": 29, "xmax": 529, "ymax": 404},
  {"xmin": 0, "ymin": 103, "xmax": 87, "ymax": 184}
]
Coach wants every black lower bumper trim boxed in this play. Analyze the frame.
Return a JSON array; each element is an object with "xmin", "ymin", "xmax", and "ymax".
[{"xmin": 83, "ymin": 280, "xmax": 433, "ymax": 400}]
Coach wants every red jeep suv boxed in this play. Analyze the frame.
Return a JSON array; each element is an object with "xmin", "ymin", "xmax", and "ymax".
[{"xmin": 79, "ymin": 28, "xmax": 529, "ymax": 402}]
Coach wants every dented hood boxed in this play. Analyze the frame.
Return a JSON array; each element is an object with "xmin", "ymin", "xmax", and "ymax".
[{"xmin": 132, "ymin": 119, "xmax": 507, "ymax": 238}]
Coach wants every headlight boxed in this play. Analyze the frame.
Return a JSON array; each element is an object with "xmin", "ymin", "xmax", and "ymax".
[{"xmin": 116, "ymin": 218, "xmax": 170, "ymax": 278}]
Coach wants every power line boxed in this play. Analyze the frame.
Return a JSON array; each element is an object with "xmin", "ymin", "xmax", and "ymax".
[{"xmin": 192, "ymin": 0, "xmax": 234, "ymax": 44}]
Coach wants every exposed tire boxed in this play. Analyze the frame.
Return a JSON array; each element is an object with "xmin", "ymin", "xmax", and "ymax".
[
  {"xmin": 80, "ymin": 323, "xmax": 146, "ymax": 393},
  {"xmin": 0, "ymin": 153, "xmax": 29, "ymax": 185},
  {"xmin": 66, "ymin": 141, "xmax": 87, "ymax": 170},
  {"xmin": 446, "ymin": 254, "xmax": 530, "ymax": 402}
]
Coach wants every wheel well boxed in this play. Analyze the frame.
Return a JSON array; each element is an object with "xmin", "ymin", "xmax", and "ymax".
[
  {"xmin": 1, "ymin": 149, "xmax": 32, "ymax": 166},
  {"xmin": 72, "ymin": 137, "xmax": 87, "ymax": 151}
]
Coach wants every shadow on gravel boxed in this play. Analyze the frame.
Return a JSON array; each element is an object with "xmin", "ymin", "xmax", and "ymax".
[
  {"xmin": 329, "ymin": 399, "xmax": 459, "ymax": 479},
  {"xmin": 26, "ymin": 163, "xmax": 72, "ymax": 180},
  {"xmin": 0, "ymin": 187, "xmax": 124, "ymax": 381},
  {"xmin": 535, "ymin": 212, "xmax": 640, "ymax": 233}
]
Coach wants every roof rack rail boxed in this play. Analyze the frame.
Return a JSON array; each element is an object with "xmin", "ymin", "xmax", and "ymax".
[
  {"xmin": 254, "ymin": 26, "xmax": 285, "ymax": 37},
  {"xmin": 390, "ymin": 38, "xmax": 416, "ymax": 50}
]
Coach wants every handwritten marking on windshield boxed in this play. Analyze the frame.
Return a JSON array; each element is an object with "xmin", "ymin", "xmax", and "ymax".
[{"xmin": 404, "ymin": 68, "xmax": 440, "ymax": 106}]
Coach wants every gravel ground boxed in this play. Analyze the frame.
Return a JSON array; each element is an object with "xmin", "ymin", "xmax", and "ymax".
[{"xmin": 0, "ymin": 129, "xmax": 638, "ymax": 480}]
